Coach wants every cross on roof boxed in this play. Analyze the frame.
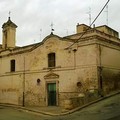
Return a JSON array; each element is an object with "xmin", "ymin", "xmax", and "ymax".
[
  {"xmin": 9, "ymin": 11, "xmax": 11, "ymax": 17},
  {"xmin": 8, "ymin": 11, "xmax": 11, "ymax": 20},
  {"xmin": 50, "ymin": 22, "xmax": 54, "ymax": 34}
]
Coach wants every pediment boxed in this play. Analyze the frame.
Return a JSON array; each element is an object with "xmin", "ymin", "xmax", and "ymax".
[
  {"xmin": 44, "ymin": 72, "xmax": 59, "ymax": 79},
  {"xmin": 42, "ymin": 34, "xmax": 61, "ymax": 43}
]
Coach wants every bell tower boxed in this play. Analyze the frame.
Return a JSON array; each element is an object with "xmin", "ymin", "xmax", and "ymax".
[{"xmin": 2, "ymin": 16, "xmax": 17, "ymax": 49}]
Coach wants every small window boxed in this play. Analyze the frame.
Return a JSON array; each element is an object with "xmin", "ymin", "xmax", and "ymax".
[
  {"xmin": 48, "ymin": 53, "xmax": 56, "ymax": 67},
  {"xmin": 10, "ymin": 59, "xmax": 15, "ymax": 72}
]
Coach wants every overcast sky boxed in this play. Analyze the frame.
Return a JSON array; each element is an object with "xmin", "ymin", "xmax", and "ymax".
[{"xmin": 0, "ymin": 0, "xmax": 120, "ymax": 46}]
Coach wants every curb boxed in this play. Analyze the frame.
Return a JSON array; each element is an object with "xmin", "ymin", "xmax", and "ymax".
[
  {"xmin": 0, "ymin": 90, "xmax": 120, "ymax": 116},
  {"xmin": 0, "ymin": 104, "xmax": 57, "ymax": 116},
  {"xmin": 63, "ymin": 90, "xmax": 120, "ymax": 115}
]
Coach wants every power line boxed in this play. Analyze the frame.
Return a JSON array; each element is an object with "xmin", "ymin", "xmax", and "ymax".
[
  {"xmin": 66, "ymin": 0, "xmax": 110, "ymax": 49},
  {"xmin": 90, "ymin": 0, "xmax": 110, "ymax": 27}
]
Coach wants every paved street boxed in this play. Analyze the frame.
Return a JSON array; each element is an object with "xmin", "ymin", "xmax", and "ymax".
[
  {"xmin": 59, "ymin": 93, "xmax": 120, "ymax": 120},
  {"xmin": 0, "ymin": 93, "xmax": 120, "ymax": 120},
  {"xmin": 0, "ymin": 106, "xmax": 54, "ymax": 120}
]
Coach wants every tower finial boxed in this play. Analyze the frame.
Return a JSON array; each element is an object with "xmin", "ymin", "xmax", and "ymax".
[
  {"xmin": 8, "ymin": 11, "xmax": 11, "ymax": 20},
  {"xmin": 50, "ymin": 22, "xmax": 54, "ymax": 34}
]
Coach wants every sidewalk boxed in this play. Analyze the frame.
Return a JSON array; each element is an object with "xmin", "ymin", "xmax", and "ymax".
[
  {"xmin": 24, "ymin": 106, "xmax": 65, "ymax": 115},
  {"xmin": 0, "ymin": 90, "xmax": 120, "ymax": 116},
  {"xmin": 0, "ymin": 104, "xmax": 67, "ymax": 116}
]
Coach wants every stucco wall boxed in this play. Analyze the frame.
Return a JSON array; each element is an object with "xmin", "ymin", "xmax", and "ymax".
[
  {"xmin": 100, "ymin": 45, "xmax": 120, "ymax": 94},
  {"xmin": 0, "ymin": 74, "xmax": 22, "ymax": 105},
  {"xmin": 1, "ymin": 34, "xmax": 120, "ymax": 106},
  {"xmin": 101, "ymin": 46, "xmax": 120, "ymax": 68},
  {"xmin": 102, "ymin": 68, "xmax": 120, "ymax": 95},
  {"xmin": 0, "ymin": 36, "xmax": 99, "ymax": 106}
]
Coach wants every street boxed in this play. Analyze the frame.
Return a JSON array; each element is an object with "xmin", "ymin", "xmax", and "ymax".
[
  {"xmin": 0, "ymin": 106, "xmax": 52, "ymax": 120},
  {"xmin": 57, "ymin": 93, "xmax": 120, "ymax": 120},
  {"xmin": 0, "ymin": 93, "xmax": 120, "ymax": 120}
]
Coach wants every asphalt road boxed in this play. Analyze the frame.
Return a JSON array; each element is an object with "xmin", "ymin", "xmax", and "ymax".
[
  {"xmin": 0, "ymin": 106, "xmax": 52, "ymax": 120},
  {"xmin": 56, "ymin": 93, "xmax": 120, "ymax": 120},
  {"xmin": 0, "ymin": 93, "xmax": 120, "ymax": 120}
]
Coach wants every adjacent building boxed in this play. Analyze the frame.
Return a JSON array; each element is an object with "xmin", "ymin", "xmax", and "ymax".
[{"xmin": 0, "ymin": 17, "xmax": 120, "ymax": 107}]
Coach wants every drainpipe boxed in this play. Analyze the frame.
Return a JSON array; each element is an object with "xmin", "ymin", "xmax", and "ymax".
[
  {"xmin": 73, "ymin": 48, "xmax": 77, "ymax": 69},
  {"xmin": 98, "ymin": 44, "xmax": 103, "ymax": 97},
  {"xmin": 23, "ymin": 56, "xmax": 25, "ymax": 107}
]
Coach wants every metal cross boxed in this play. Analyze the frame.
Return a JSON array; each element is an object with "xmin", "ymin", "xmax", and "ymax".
[
  {"xmin": 8, "ymin": 11, "xmax": 11, "ymax": 20},
  {"xmin": 50, "ymin": 22, "xmax": 54, "ymax": 33},
  {"xmin": 9, "ymin": 11, "xmax": 11, "ymax": 18}
]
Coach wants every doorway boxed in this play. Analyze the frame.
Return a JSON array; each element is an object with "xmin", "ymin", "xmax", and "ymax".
[{"xmin": 47, "ymin": 83, "xmax": 56, "ymax": 106}]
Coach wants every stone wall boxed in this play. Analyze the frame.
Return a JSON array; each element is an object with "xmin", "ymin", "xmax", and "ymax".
[
  {"xmin": 0, "ymin": 33, "xmax": 120, "ymax": 107},
  {"xmin": 64, "ymin": 90, "xmax": 99, "ymax": 110},
  {"xmin": 0, "ymin": 74, "xmax": 22, "ymax": 105},
  {"xmin": 102, "ymin": 68, "xmax": 120, "ymax": 95}
]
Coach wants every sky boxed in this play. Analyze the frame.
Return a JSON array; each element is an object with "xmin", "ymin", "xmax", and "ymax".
[{"xmin": 0, "ymin": 0, "xmax": 120, "ymax": 46}]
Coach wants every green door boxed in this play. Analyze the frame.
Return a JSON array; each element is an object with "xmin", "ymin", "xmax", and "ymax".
[{"xmin": 47, "ymin": 83, "xmax": 56, "ymax": 106}]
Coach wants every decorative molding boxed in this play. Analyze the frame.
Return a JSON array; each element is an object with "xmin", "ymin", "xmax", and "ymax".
[{"xmin": 44, "ymin": 72, "xmax": 59, "ymax": 79}]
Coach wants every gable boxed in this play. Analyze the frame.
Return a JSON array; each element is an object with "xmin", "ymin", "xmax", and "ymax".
[{"xmin": 41, "ymin": 34, "xmax": 73, "ymax": 51}]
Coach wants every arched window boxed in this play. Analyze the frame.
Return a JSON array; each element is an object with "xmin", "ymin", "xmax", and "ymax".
[
  {"xmin": 48, "ymin": 53, "xmax": 56, "ymax": 67},
  {"xmin": 10, "ymin": 59, "xmax": 15, "ymax": 72}
]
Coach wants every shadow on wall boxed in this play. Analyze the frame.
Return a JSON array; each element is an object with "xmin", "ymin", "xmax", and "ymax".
[
  {"xmin": 64, "ymin": 89, "xmax": 99, "ymax": 110},
  {"xmin": 102, "ymin": 69, "xmax": 120, "ymax": 95}
]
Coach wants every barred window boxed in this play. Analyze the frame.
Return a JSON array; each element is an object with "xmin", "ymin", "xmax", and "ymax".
[
  {"xmin": 48, "ymin": 53, "xmax": 56, "ymax": 67},
  {"xmin": 10, "ymin": 59, "xmax": 15, "ymax": 72}
]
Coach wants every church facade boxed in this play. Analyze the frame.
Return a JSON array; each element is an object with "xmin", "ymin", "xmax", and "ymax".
[{"xmin": 0, "ymin": 17, "xmax": 120, "ymax": 107}]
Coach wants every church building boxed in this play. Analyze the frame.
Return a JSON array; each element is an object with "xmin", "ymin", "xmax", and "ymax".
[{"xmin": 0, "ymin": 17, "xmax": 120, "ymax": 107}]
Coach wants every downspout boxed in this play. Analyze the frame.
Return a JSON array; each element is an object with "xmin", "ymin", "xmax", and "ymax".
[
  {"xmin": 98, "ymin": 44, "xmax": 103, "ymax": 97},
  {"xmin": 23, "ymin": 56, "xmax": 25, "ymax": 106},
  {"xmin": 73, "ymin": 48, "xmax": 77, "ymax": 69}
]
